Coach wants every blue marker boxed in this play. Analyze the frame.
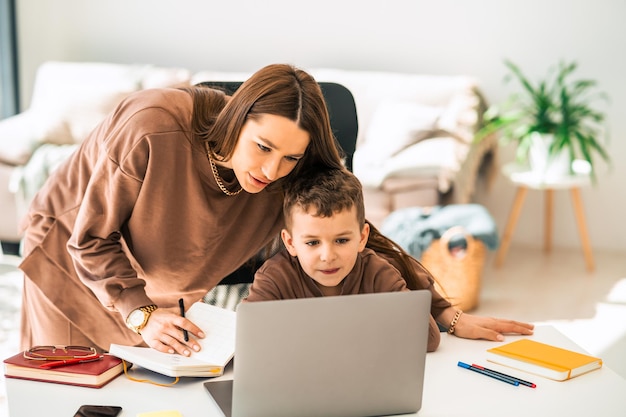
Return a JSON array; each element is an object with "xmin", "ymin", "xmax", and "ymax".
[
  {"xmin": 472, "ymin": 363, "xmax": 536, "ymax": 388},
  {"xmin": 457, "ymin": 361, "xmax": 519, "ymax": 386}
]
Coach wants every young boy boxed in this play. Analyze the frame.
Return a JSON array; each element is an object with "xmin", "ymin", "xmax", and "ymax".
[{"xmin": 245, "ymin": 168, "xmax": 441, "ymax": 351}]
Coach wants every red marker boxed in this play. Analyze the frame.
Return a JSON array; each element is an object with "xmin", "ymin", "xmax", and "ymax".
[{"xmin": 472, "ymin": 363, "xmax": 537, "ymax": 388}]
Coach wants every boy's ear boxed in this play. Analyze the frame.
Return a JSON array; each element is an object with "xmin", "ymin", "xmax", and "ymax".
[
  {"xmin": 281, "ymin": 228, "xmax": 298, "ymax": 257},
  {"xmin": 358, "ymin": 222, "xmax": 370, "ymax": 252}
]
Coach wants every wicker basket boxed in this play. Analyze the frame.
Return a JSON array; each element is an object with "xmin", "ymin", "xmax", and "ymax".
[{"xmin": 420, "ymin": 226, "xmax": 486, "ymax": 311}]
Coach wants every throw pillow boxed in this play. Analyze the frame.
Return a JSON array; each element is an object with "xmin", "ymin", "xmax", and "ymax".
[
  {"xmin": 28, "ymin": 62, "xmax": 142, "ymax": 144},
  {"xmin": 0, "ymin": 110, "xmax": 69, "ymax": 166},
  {"xmin": 365, "ymin": 100, "xmax": 442, "ymax": 160},
  {"xmin": 437, "ymin": 87, "xmax": 482, "ymax": 143}
]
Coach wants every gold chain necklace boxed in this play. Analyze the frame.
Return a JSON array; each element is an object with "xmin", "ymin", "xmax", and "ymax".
[{"xmin": 204, "ymin": 142, "xmax": 243, "ymax": 196}]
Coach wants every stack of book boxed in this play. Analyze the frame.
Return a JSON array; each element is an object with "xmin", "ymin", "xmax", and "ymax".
[{"xmin": 3, "ymin": 352, "xmax": 125, "ymax": 388}]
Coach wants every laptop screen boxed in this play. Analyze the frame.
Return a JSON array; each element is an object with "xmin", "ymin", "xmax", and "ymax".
[{"xmin": 206, "ymin": 290, "xmax": 432, "ymax": 417}]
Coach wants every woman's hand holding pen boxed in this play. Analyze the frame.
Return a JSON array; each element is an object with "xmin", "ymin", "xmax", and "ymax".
[{"xmin": 139, "ymin": 308, "xmax": 205, "ymax": 356}]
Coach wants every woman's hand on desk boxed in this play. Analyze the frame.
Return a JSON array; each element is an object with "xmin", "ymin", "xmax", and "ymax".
[
  {"xmin": 140, "ymin": 308, "xmax": 205, "ymax": 356},
  {"xmin": 453, "ymin": 313, "xmax": 534, "ymax": 342}
]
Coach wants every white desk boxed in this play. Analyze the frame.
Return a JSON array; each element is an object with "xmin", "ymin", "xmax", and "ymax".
[{"xmin": 6, "ymin": 325, "xmax": 626, "ymax": 416}]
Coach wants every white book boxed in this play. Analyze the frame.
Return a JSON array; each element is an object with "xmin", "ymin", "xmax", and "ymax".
[{"xmin": 109, "ymin": 302, "xmax": 236, "ymax": 378}]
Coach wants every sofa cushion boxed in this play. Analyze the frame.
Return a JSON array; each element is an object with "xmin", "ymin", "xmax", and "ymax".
[
  {"xmin": 437, "ymin": 83, "xmax": 484, "ymax": 144},
  {"xmin": 365, "ymin": 100, "xmax": 443, "ymax": 159},
  {"xmin": 308, "ymin": 68, "xmax": 482, "ymax": 147},
  {"xmin": 0, "ymin": 61, "xmax": 192, "ymax": 171},
  {"xmin": 354, "ymin": 136, "xmax": 463, "ymax": 192},
  {"xmin": 0, "ymin": 111, "xmax": 43, "ymax": 166},
  {"xmin": 27, "ymin": 62, "xmax": 144, "ymax": 145},
  {"xmin": 26, "ymin": 62, "xmax": 192, "ymax": 146},
  {"xmin": 140, "ymin": 66, "xmax": 191, "ymax": 90}
]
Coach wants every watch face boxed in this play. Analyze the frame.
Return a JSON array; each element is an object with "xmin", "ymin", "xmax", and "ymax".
[{"xmin": 128, "ymin": 309, "xmax": 146, "ymax": 327}]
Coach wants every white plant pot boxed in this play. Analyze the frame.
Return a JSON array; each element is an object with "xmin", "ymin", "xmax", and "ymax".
[{"xmin": 528, "ymin": 132, "xmax": 572, "ymax": 179}]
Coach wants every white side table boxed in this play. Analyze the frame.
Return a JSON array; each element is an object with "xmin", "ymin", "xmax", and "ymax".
[{"xmin": 495, "ymin": 162, "xmax": 594, "ymax": 271}]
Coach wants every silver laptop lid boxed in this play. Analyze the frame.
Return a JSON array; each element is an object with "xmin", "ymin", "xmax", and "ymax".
[{"xmin": 232, "ymin": 290, "xmax": 431, "ymax": 417}]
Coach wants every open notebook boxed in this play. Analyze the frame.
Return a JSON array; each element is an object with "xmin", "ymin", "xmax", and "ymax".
[
  {"xmin": 205, "ymin": 290, "xmax": 432, "ymax": 417},
  {"xmin": 110, "ymin": 302, "xmax": 235, "ymax": 377}
]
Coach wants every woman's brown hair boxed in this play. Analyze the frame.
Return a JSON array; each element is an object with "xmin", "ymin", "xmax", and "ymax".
[
  {"xmin": 365, "ymin": 222, "xmax": 425, "ymax": 290},
  {"xmin": 186, "ymin": 64, "xmax": 345, "ymax": 188}
]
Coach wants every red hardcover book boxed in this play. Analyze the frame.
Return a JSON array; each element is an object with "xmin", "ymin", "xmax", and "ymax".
[{"xmin": 3, "ymin": 351, "xmax": 125, "ymax": 388}]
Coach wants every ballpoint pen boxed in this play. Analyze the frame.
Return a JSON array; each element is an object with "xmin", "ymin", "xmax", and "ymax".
[
  {"xmin": 179, "ymin": 298, "xmax": 189, "ymax": 342},
  {"xmin": 457, "ymin": 361, "xmax": 519, "ymax": 386}
]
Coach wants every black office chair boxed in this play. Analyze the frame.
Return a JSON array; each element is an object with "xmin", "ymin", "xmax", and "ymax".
[{"xmin": 195, "ymin": 81, "xmax": 359, "ymax": 286}]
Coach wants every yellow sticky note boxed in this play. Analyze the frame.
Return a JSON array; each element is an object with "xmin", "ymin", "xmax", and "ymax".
[{"xmin": 136, "ymin": 411, "xmax": 183, "ymax": 417}]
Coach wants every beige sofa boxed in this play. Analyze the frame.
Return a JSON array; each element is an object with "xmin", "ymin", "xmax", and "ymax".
[
  {"xmin": 0, "ymin": 62, "xmax": 496, "ymax": 250},
  {"xmin": 0, "ymin": 61, "xmax": 192, "ymax": 245},
  {"xmin": 307, "ymin": 69, "xmax": 497, "ymax": 227}
]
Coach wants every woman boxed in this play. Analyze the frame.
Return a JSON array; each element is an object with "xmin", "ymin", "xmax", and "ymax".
[{"xmin": 19, "ymin": 63, "xmax": 344, "ymax": 355}]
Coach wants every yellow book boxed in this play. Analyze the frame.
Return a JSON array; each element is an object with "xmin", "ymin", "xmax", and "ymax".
[{"xmin": 486, "ymin": 339, "xmax": 602, "ymax": 381}]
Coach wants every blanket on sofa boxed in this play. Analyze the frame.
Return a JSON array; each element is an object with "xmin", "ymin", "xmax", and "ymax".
[
  {"xmin": 9, "ymin": 143, "xmax": 79, "ymax": 213},
  {"xmin": 380, "ymin": 204, "xmax": 499, "ymax": 260}
]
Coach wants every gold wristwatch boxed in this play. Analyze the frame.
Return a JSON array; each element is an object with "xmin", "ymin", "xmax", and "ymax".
[{"xmin": 125, "ymin": 304, "xmax": 158, "ymax": 334}]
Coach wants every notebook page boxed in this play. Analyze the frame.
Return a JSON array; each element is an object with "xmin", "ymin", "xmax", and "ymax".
[{"xmin": 185, "ymin": 302, "xmax": 236, "ymax": 365}]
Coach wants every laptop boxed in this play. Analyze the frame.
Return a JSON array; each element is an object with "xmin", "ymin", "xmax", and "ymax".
[{"xmin": 204, "ymin": 290, "xmax": 432, "ymax": 417}]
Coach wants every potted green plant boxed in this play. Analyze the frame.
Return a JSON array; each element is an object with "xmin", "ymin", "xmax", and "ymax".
[{"xmin": 477, "ymin": 59, "xmax": 610, "ymax": 181}]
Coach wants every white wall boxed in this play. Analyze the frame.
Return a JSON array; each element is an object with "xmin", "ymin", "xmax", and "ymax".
[{"xmin": 15, "ymin": 0, "xmax": 626, "ymax": 251}]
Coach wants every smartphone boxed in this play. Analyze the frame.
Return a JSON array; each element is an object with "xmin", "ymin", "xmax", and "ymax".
[{"xmin": 73, "ymin": 405, "xmax": 122, "ymax": 417}]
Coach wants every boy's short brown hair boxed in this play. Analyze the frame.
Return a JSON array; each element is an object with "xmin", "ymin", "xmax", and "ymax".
[{"xmin": 283, "ymin": 168, "xmax": 365, "ymax": 230}]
